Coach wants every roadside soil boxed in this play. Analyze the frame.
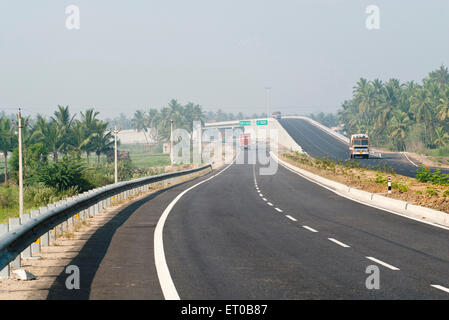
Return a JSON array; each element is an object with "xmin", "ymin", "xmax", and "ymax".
[{"xmin": 280, "ymin": 151, "xmax": 449, "ymax": 215}]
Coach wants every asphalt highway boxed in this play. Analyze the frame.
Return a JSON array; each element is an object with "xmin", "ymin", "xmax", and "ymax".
[
  {"xmin": 279, "ymin": 118, "xmax": 449, "ymax": 178},
  {"xmin": 46, "ymin": 149, "xmax": 449, "ymax": 299}
]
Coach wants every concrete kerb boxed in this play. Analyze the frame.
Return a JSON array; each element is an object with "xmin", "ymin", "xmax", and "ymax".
[{"xmin": 271, "ymin": 151, "xmax": 449, "ymax": 228}]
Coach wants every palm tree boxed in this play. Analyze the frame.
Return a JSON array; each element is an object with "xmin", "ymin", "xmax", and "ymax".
[
  {"xmin": 91, "ymin": 121, "xmax": 114, "ymax": 163},
  {"xmin": 0, "ymin": 117, "xmax": 15, "ymax": 183},
  {"xmin": 389, "ymin": 111, "xmax": 411, "ymax": 151},
  {"xmin": 70, "ymin": 121, "xmax": 94, "ymax": 160},
  {"xmin": 51, "ymin": 105, "xmax": 76, "ymax": 155},
  {"xmin": 132, "ymin": 110, "xmax": 149, "ymax": 144},
  {"xmin": 80, "ymin": 109, "xmax": 100, "ymax": 162},
  {"xmin": 33, "ymin": 118, "xmax": 62, "ymax": 162},
  {"xmin": 433, "ymin": 127, "xmax": 449, "ymax": 147}
]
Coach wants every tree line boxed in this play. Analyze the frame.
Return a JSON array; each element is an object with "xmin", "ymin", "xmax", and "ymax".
[
  {"xmin": 0, "ymin": 99, "xmax": 267, "ymax": 184},
  {"xmin": 106, "ymin": 99, "xmax": 267, "ymax": 134},
  {"xmin": 338, "ymin": 65, "xmax": 449, "ymax": 152},
  {"xmin": 0, "ymin": 106, "xmax": 114, "ymax": 184}
]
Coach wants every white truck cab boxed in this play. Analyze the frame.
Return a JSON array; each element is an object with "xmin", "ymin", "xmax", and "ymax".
[{"xmin": 350, "ymin": 134, "xmax": 369, "ymax": 159}]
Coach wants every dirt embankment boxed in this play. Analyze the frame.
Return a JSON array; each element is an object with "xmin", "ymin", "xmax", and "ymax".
[{"xmin": 280, "ymin": 151, "xmax": 449, "ymax": 215}]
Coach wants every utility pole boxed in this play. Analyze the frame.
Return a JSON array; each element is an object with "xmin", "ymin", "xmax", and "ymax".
[
  {"xmin": 13, "ymin": 109, "xmax": 26, "ymax": 217},
  {"xmin": 170, "ymin": 119, "xmax": 174, "ymax": 165},
  {"xmin": 265, "ymin": 86, "xmax": 271, "ymax": 119},
  {"xmin": 113, "ymin": 125, "xmax": 121, "ymax": 184}
]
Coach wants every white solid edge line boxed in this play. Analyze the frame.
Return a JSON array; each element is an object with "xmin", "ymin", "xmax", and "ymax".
[
  {"xmin": 402, "ymin": 152, "xmax": 419, "ymax": 167},
  {"xmin": 328, "ymin": 238, "xmax": 350, "ymax": 248},
  {"xmin": 366, "ymin": 256, "xmax": 400, "ymax": 271},
  {"xmin": 430, "ymin": 284, "xmax": 449, "ymax": 294},
  {"xmin": 286, "ymin": 215, "xmax": 297, "ymax": 221},
  {"xmin": 302, "ymin": 225, "xmax": 318, "ymax": 232},
  {"xmin": 274, "ymin": 156, "xmax": 449, "ymax": 232},
  {"xmin": 267, "ymin": 202, "xmax": 273, "ymax": 206},
  {"xmin": 154, "ymin": 156, "xmax": 238, "ymax": 300},
  {"xmin": 275, "ymin": 208, "xmax": 283, "ymax": 213}
]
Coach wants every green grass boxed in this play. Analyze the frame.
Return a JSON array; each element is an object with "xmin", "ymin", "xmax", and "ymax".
[
  {"xmin": 427, "ymin": 145, "xmax": 449, "ymax": 157},
  {"xmin": 118, "ymin": 144, "xmax": 170, "ymax": 168}
]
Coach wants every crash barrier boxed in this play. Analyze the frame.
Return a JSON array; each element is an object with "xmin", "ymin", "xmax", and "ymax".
[{"xmin": 0, "ymin": 164, "xmax": 212, "ymax": 278}]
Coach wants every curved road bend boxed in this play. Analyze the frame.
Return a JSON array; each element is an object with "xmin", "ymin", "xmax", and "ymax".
[
  {"xmin": 279, "ymin": 118, "xmax": 449, "ymax": 178},
  {"xmin": 47, "ymin": 149, "xmax": 449, "ymax": 299},
  {"xmin": 165, "ymin": 150, "xmax": 449, "ymax": 299}
]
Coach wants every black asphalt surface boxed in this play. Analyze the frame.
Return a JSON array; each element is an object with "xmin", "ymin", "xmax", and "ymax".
[
  {"xmin": 279, "ymin": 118, "xmax": 449, "ymax": 178},
  {"xmin": 164, "ymin": 150, "xmax": 449, "ymax": 299},
  {"xmin": 46, "ymin": 148, "xmax": 449, "ymax": 299}
]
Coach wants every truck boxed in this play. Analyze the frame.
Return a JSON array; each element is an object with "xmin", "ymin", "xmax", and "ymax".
[
  {"xmin": 350, "ymin": 134, "xmax": 369, "ymax": 159},
  {"xmin": 240, "ymin": 133, "xmax": 250, "ymax": 149},
  {"xmin": 272, "ymin": 111, "xmax": 282, "ymax": 120}
]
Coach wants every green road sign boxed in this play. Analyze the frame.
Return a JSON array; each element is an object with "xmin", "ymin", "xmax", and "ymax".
[
  {"xmin": 256, "ymin": 120, "xmax": 268, "ymax": 125},
  {"xmin": 239, "ymin": 120, "xmax": 252, "ymax": 126}
]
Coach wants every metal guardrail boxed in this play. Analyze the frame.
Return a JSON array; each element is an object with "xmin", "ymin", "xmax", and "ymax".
[{"xmin": 0, "ymin": 164, "xmax": 212, "ymax": 276}]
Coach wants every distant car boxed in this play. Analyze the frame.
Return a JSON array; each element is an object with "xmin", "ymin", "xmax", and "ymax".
[
  {"xmin": 272, "ymin": 111, "xmax": 282, "ymax": 119},
  {"xmin": 350, "ymin": 134, "xmax": 369, "ymax": 159}
]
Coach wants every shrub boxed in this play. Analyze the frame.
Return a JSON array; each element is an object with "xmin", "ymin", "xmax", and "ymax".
[
  {"xmin": 37, "ymin": 156, "xmax": 92, "ymax": 192},
  {"xmin": 416, "ymin": 167, "xmax": 449, "ymax": 185},
  {"xmin": 392, "ymin": 181, "xmax": 409, "ymax": 193},
  {"xmin": 426, "ymin": 187, "xmax": 439, "ymax": 196},
  {"xmin": 0, "ymin": 186, "xmax": 16, "ymax": 208},
  {"xmin": 442, "ymin": 190, "xmax": 449, "ymax": 197}
]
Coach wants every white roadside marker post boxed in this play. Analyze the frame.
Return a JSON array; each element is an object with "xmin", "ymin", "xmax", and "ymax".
[{"xmin": 388, "ymin": 176, "xmax": 391, "ymax": 194}]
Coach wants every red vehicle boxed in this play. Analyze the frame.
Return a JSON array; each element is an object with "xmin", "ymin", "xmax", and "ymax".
[{"xmin": 240, "ymin": 133, "xmax": 250, "ymax": 149}]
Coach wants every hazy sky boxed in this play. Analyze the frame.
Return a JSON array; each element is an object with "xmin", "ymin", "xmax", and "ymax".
[{"xmin": 0, "ymin": 0, "xmax": 448, "ymax": 118}]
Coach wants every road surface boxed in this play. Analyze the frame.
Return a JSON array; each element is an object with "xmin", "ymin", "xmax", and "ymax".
[{"xmin": 46, "ymin": 148, "xmax": 449, "ymax": 299}]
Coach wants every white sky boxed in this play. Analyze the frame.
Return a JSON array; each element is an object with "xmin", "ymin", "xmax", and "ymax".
[{"xmin": 0, "ymin": 0, "xmax": 448, "ymax": 118}]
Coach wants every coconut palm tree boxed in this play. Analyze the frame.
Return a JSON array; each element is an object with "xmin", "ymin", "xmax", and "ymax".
[
  {"xmin": 0, "ymin": 117, "xmax": 15, "ymax": 183},
  {"xmin": 91, "ymin": 121, "xmax": 114, "ymax": 163},
  {"xmin": 433, "ymin": 127, "xmax": 449, "ymax": 147}
]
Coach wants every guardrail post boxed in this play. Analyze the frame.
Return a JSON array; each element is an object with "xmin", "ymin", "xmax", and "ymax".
[
  {"xmin": 0, "ymin": 224, "xmax": 9, "ymax": 278},
  {"xmin": 47, "ymin": 204, "xmax": 57, "ymax": 242},
  {"xmin": 9, "ymin": 218, "xmax": 21, "ymax": 269},
  {"xmin": 39, "ymin": 206, "xmax": 50, "ymax": 247},
  {"xmin": 20, "ymin": 214, "xmax": 32, "ymax": 259},
  {"xmin": 30, "ymin": 210, "xmax": 41, "ymax": 255}
]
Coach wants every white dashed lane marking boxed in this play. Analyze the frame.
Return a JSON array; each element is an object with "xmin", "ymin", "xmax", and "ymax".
[
  {"xmin": 286, "ymin": 215, "xmax": 297, "ymax": 222},
  {"xmin": 328, "ymin": 238, "xmax": 350, "ymax": 248},
  {"xmin": 302, "ymin": 226, "xmax": 318, "ymax": 233},
  {"xmin": 366, "ymin": 257, "xmax": 400, "ymax": 271},
  {"xmin": 431, "ymin": 285, "xmax": 449, "ymax": 294},
  {"xmin": 275, "ymin": 208, "xmax": 283, "ymax": 213}
]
